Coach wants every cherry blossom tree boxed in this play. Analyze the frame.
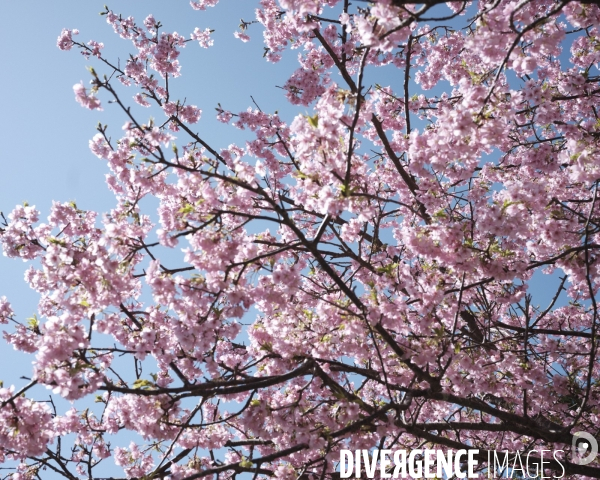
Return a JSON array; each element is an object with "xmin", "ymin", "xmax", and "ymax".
[{"xmin": 1, "ymin": 0, "xmax": 600, "ymax": 478}]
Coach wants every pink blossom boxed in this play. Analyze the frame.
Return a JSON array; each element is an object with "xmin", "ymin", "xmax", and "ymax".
[
  {"xmin": 0, "ymin": 297, "xmax": 13, "ymax": 324},
  {"xmin": 85, "ymin": 40, "xmax": 104, "ymax": 58},
  {"xmin": 180, "ymin": 104, "xmax": 202, "ymax": 123},
  {"xmin": 190, "ymin": 0, "xmax": 219, "ymax": 10},
  {"xmin": 191, "ymin": 27, "xmax": 214, "ymax": 48},
  {"xmin": 9, "ymin": 2, "xmax": 600, "ymax": 478},
  {"xmin": 73, "ymin": 82, "xmax": 102, "ymax": 110},
  {"xmin": 56, "ymin": 28, "xmax": 78, "ymax": 50},
  {"xmin": 133, "ymin": 93, "xmax": 151, "ymax": 107},
  {"xmin": 234, "ymin": 31, "xmax": 251, "ymax": 43}
]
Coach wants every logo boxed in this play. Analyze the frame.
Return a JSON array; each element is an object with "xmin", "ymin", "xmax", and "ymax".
[
  {"xmin": 572, "ymin": 431, "xmax": 598, "ymax": 466},
  {"xmin": 339, "ymin": 435, "xmax": 599, "ymax": 479}
]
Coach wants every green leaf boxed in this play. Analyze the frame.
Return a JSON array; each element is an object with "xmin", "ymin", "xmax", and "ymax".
[
  {"xmin": 376, "ymin": 263, "xmax": 398, "ymax": 277},
  {"xmin": 179, "ymin": 203, "xmax": 194, "ymax": 215},
  {"xmin": 132, "ymin": 379, "xmax": 155, "ymax": 390},
  {"xmin": 27, "ymin": 315, "xmax": 39, "ymax": 329},
  {"xmin": 306, "ymin": 114, "xmax": 319, "ymax": 128},
  {"xmin": 48, "ymin": 237, "xmax": 68, "ymax": 247}
]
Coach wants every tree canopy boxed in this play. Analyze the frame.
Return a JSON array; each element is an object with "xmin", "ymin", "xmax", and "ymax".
[{"xmin": 2, "ymin": 0, "xmax": 600, "ymax": 478}]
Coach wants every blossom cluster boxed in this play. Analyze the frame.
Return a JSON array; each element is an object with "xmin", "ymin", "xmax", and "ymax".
[{"xmin": 2, "ymin": 1, "xmax": 600, "ymax": 479}]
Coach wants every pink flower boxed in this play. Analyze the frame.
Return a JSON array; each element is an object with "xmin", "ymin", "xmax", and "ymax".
[
  {"xmin": 0, "ymin": 297, "xmax": 13, "ymax": 324},
  {"xmin": 86, "ymin": 40, "xmax": 104, "ymax": 58},
  {"xmin": 56, "ymin": 28, "xmax": 78, "ymax": 50},
  {"xmin": 234, "ymin": 31, "xmax": 251, "ymax": 43},
  {"xmin": 73, "ymin": 82, "xmax": 102, "ymax": 110},
  {"xmin": 134, "ymin": 93, "xmax": 151, "ymax": 107},
  {"xmin": 191, "ymin": 27, "xmax": 214, "ymax": 48},
  {"xmin": 190, "ymin": 0, "xmax": 219, "ymax": 10},
  {"xmin": 144, "ymin": 14, "xmax": 157, "ymax": 31},
  {"xmin": 180, "ymin": 105, "xmax": 202, "ymax": 123}
]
